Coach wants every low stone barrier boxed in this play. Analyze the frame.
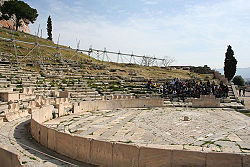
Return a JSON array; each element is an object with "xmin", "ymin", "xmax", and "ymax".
[
  {"xmin": 74, "ymin": 98, "xmax": 163, "ymax": 113},
  {"xmin": 192, "ymin": 95, "xmax": 220, "ymax": 108},
  {"xmin": 8, "ymin": 103, "xmax": 20, "ymax": 112},
  {"xmin": 2, "ymin": 103, "xmax": 28, "ymax": 121},
  {"xmin": 102, "ymin": 95, "xmax": 135, "ymax": 100},
  {"xmin": 31, "ymin": 105, "xmax": 54, "ymax": 123},
  {"xmin": 30, "ymin": 98, "xmax": 249, "ymax": 167},
  {"xmin": 22, "ymin": 87, "xmax": 35, "ymax": 95},
  {"xmin": 5, "ymin": 110, "xmax": 28, "ymax": 122},
  {"xmin": 0, "ymin": 88, "xmax": 36, "ymax": 102},
  {"xmin": 0, "ymin": 144, "xmax": 23, "ymax": 167},
  {"xmin": 51, "ymin": 90, "xmax": 70, "ymax": 98},
  {"xmin": 0, "ymin": 92, "xmax": 19, "ymax": 102}
]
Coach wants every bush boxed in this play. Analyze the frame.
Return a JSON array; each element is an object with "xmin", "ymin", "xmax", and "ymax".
[
  {"xmin": 233, "ymin": 75, "xmax": 245, "ymax": 86},
  {"xmin": 16, "ymin": 84, "xmax": 23, "ymax": 88},
  {"xmin": 62, "ymin": 78, "xmax": 67, "ymax": 84}
]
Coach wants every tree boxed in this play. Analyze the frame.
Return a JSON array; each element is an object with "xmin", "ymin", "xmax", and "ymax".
[
  {"xmin": 224, "ymin": 45, "xmax": 237, "ymax": 81},
  {"xmin": 0, "ymin": 0, "xmax": 38, "ymax": 31},
  {"xmin": 233, "ymin": 75, "xmax": 245, "ymax": 86},
  {"xmin": 162, "ymin": 56, "xmax": 175, "ymax": 68},
  {"xmin": 47, "ymin": 16, "xmax": 52, "ymax": 40}
]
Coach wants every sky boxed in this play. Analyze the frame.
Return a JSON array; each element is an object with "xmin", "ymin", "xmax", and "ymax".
[{"xmin": 25, "ymin": 0, "xmax": 250, "ymax": 69}]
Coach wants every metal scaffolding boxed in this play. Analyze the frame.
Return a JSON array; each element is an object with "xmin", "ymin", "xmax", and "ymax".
[{"xmin": 0, "ymin": 34, "xmax": 175, "ymax": 67}]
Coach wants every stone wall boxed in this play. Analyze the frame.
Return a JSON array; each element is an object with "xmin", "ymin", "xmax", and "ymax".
[
  {"xmin": 0, "ymin": 144, "xmax": 23, "ymax": 167},
  {"xmin": 192, "ymin": 95, "xmax": 220, "ymax": 108},
  {"xmin": 0, "ymin": 89, "xmax": 35, "ymax": 102},
  {"xmin": 0, "ymin": 92, "xmax": 19, "ymax": 102},
  {"xmin": 73, "ymin": 98, "xmax": 164, "ymax": 113},
  {"xmin": 30, "ymin": 98, "xmax": 249, "ymax": 167}
]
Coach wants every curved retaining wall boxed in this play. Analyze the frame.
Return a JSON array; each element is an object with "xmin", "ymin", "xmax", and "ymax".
[
  {"xmin": 31, "ymin": 99, "xmax": 250, "ymax": 167},
  {"xmin": 0, "ymin": 144, "xmax": 23, "ymax": 167}
]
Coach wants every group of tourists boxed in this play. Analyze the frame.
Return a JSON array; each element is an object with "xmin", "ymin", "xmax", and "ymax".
[{"xmin": 147, "ymin": 78, "xmax": 229, "ymax": 98}]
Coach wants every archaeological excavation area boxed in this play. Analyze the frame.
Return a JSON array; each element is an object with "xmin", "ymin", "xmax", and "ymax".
[
  {"xmin": 0, "ymin": 29, "xmax": 249, "ymax": 166},
  {"xmin": 0, "ymin": 61, "xmax": 249, "ymax": 166}
]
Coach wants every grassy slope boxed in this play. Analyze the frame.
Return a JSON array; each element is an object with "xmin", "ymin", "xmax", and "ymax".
[{"xmin": 0, "ymin": 28, "xmax": 213, "ymax": 81}]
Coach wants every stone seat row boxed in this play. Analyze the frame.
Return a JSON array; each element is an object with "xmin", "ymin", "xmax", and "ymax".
[{"xmin": 101, "ymin": 94, "xmax": 136, "ymax": 101}]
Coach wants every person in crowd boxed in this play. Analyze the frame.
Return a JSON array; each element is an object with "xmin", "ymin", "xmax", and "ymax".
[
  {"xmin": 147, "ymin": 79, "xmax": 152, "ymax": 90},
  {"xmin": 243, "ymin": 87, "xmax": 246, "ymax": 96}
]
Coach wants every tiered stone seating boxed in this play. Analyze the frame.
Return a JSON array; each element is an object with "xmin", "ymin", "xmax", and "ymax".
[
  {"xmin": 0, "ymin": 51, "xmax": 245, "ymax": 115},
  {"xmin": 39, "ymin": 64, "xmax": 103, "ymax": 101}
]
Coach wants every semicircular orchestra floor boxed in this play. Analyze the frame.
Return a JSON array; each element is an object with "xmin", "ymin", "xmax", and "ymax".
[{"xmin": 44, "ymin": 107, "xmax": 250, "ymax": 154}]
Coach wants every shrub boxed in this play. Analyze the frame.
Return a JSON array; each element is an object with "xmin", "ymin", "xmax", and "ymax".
[{"xmin": 233, "ymin": 75, "xmax": 245, "ymax": 86}]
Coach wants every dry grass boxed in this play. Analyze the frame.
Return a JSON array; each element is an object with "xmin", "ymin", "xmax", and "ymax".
[{"xmin": 0, "ymin": 28, "xmax": 213, "ymax": 80}]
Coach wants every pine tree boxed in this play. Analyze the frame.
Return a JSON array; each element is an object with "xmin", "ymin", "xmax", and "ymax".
[
  {"xmin": 224, "ymin": 45, "xmax": 237, "ymax": 81},
  {"xmin": 0, "ymin": 0, "xmax": 38, "ymax": 31},
  {"xmin": 47, "ymin": 16, "xmax": 52, "ymax": 40}
]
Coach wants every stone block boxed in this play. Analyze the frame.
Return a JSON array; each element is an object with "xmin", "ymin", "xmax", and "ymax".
[
  {"xmin": 243, "ymin": 154, "xmax": 250, "ymax": 167},
  {"xmin": 73, "ymin": 102, "xmax": 80, "ymax": 113},
  {"xmin": 172, "ymin": 150, "xmax": 206, "ymax": 167},
  {"xmin": 19, "ymin": 93, "xmax": 27, "ymax": 100},
  {"xmin": 19, "ymin": 110, "xmax": 28, "ymax": 118},
  {"xmin": 139, "ymin": 146, "xmax": 171, "ymax": 167},
  {"xmin": 27, "ymin": 88, "xmax": 34, "ymax": 94},
  {"xmin": 0, "ymin": 144, "xmax": 23, "ymax": 167},
  {"xmin": 0, "ymin": 92, "xmax": 19, "ymax": 102},
  {"xmin": 65, "ymin": 98, "xmax": 69, "ymax": 103},
  {"xmin": 31, "ymin": 119, "xmax": 40, "ymax": 143},
  {"xmin": 72, "ymin": 136, "xmax": 91, "ymax": 163},
  {"xmin": 7, "ymin": 92, "xmax": 20, "ymax": 102},
  {"xmin": 40, "ymin": 99, "xmax": 46, "ymax": 106},
  {"xmin": 35, "ymin": 101, "xmax": 41, "ymax": 107},
  {"xmin": 113, "ymin": 143, "xmax": 139, "ymax": 167},
  {"xmin": 56, "ymin": 131, "xmax": 73, "ymax": 157},
  {"xmin": 39, "ymin": 125, "xmax": 48, "ymax": 148},
  {"xmin": 45, "ymin": 99, "xmax": 51, "ymax": 105},
  {"xmin": 35, "ymin": 95, "xmax": 44, "ymax": 102},
  {"xmin": 206, "ymin": 152, "xmax": 242, "ymax": 167},
  {"xmin": 55, "ymin": 98, "xmax": 60, "ymax": 105},
  {"xmin": 113, "ymin": 95, "xmax": 118, "ymax": 99},
  {"xmin": 47, "ymin": 128, "xmax": 56, "ymax": 151},
  {"xmin": 52, "ymin": 91, "xmax": 60, "ymax": 97},
  {"xmin": 58, "ymin": 104, "xmax": 67, "ymax": 117},
  {"xmin": 102, "ymin": 96, "xmax": 107, "ymax": 101},
  {"xmin": 59, "ymin": 91, "xmax": 70, "ymax": 98},
  {"xmin": 28, "ymin": 101, "xmax": 36, "ymax": 108},
  {"xmin": 192, "ymin": 95, "xmax": 220, "ymax": 108},
  {"xmin": 0, "ymin": 146, "xmax": 12, "ymax": 167},
  {"xmin": 5, "ymin": 112, "xmax": 19, "ymax": 122},
  {"xmin": 8, "ymin": 103, "xmax": 20, "ymax": 112},
  {"xmin": 22, "ymin": 87, "xmax": 28, "ymax": 94},
  {"xmin": 31, "ymin": 105, "xmax": 54, "ymax": 123},
  {"xmin": 90, "ymin": 139, "xmax": 113, "ymax": 167}
]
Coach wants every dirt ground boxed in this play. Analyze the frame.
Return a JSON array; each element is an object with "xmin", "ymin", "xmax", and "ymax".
[{"xmin": 239, "ymin": 91, "xmax": 250, "ymax": 110}]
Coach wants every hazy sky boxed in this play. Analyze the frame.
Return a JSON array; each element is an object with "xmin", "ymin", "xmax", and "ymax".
[{"xmin": 25, "ymin": 0, "xmax": 250, "ymax": 69}]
